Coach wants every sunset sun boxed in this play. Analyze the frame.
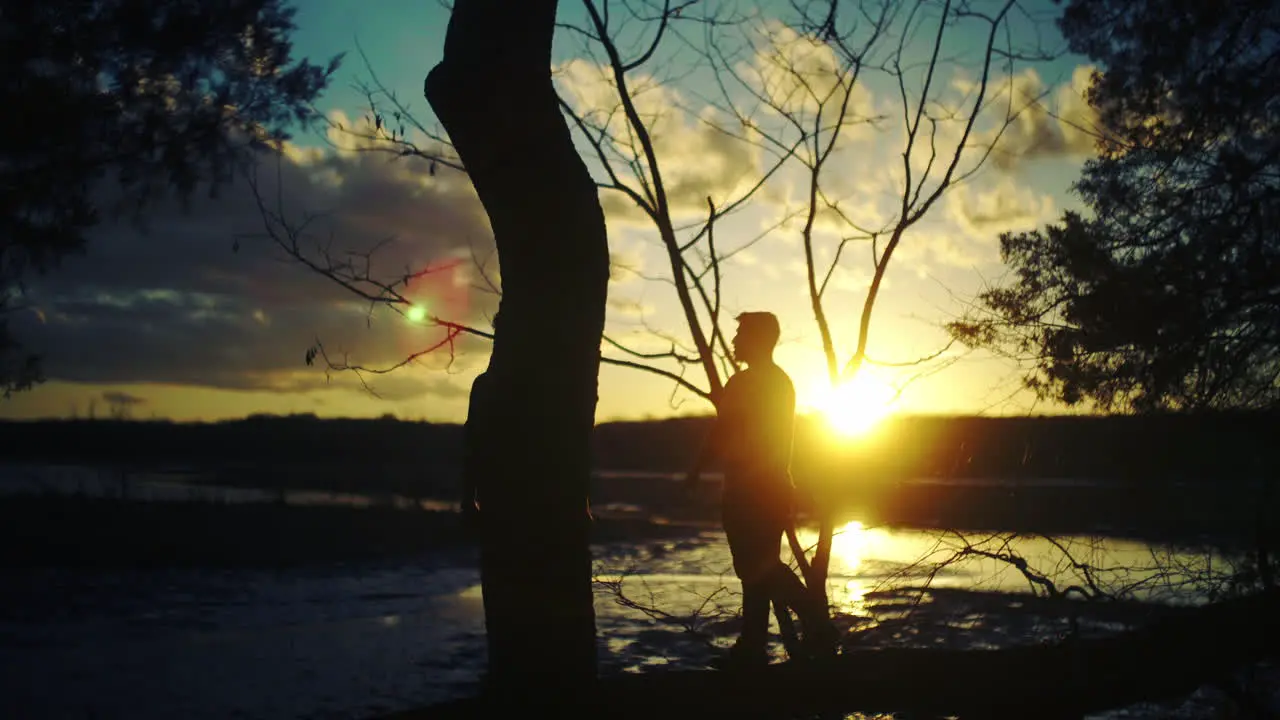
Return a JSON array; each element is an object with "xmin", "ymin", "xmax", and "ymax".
[{"xmin": 816, "ymin": 373, "xmax": 898, "ymax": 438}]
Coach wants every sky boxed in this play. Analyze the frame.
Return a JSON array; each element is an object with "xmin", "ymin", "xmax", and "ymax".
[{"xmin": 1, "ymin": 0, "xmax": 1104, "ymax": 424}]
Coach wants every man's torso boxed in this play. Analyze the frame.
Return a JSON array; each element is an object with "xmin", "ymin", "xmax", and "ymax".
[{"xmin": 717, "ymin": 363, "xmax": 795, "ymax": 510}]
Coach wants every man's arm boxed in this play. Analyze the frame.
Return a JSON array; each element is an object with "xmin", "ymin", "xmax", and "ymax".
[
  {"xmin": 460, "ymin": 371, "xmax": 493, "ymax": 519},
  {"xmin": 682, "ymin": 423, "xmax": 717, "ymax": 501},
  {"xmin": 685, "ymin": 381, "xmax": 733, "ymax": 488},
  {"xmin": 687, "ymin": 421, "xmax": 720, "ymax": 479}
]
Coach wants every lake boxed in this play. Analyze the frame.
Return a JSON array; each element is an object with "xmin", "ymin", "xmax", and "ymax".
[{"xmin": 0, "ymin": 464, "xmax": 1267, "ymax": 718}]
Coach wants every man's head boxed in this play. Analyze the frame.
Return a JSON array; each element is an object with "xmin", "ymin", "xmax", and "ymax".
[{"xmin": 732, "ymin": 311, "xmax": 781, "ymax": 366}]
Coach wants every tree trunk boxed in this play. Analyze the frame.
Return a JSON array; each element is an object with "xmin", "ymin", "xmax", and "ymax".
[{"xmin": 425, "ymin": 0, "xmax": 610, "ymax": 702}]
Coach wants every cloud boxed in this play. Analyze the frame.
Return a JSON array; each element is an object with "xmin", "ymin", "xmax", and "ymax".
[
  {"xmin": 609, "ymin": 244, "xmax": 646, "ymax": 284},
  {"xmin": 599, "ymin": 326, "xmax": 685, "ymax": 357},
  {"xmin": 782, "ymin": 256, "xmax": 880, "ymax": 295},
  {"xmin": 606, "ymin": 297, "xmax": 654, "ymax": 319},
  {"xmin": 743, "ymin": 22, "xmax": 878, "ymax": 142},
  {"xmin": 14, "ymin": 117, "xmax": 498, "ymax": 397},
  {"xmin": 947, "ymin": 176, "xmax": 1057, "ymax": 238},
  {"xmin": 892, "ymin": 228, "xmax": 990, "ymax": 274},
  {"xmin": 363, "ymin": 372, "xmax": 471, "ymax": 402},
  {"xmin": 658, "ymin": 109, "xmax": 762, "ymax": 214},
  {"xmin": 821, "ymin": 262, "xmax": 873, "ymax": 294},
  {"xmin": 970, "ymin": 65, "xmax": 1100, "ymax": 171},
  {"xmin": 556, "ymin": 59, "xmax": 764, "ymax": 227}
]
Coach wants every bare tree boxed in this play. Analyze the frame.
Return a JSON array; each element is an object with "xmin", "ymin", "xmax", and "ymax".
[
  {"xmin": 547, "ymin": 0, "xmax": 1061, "ymax": 622},
  {"xmin": 255, "ymin": 0, "xmax": 1068, "ymax": 661},
  {"xmin": 375, "ymin": 0, "xmax": 612, "ymax": 704},
  {"xmin": 239, "ymin": 0, "xmax": 1280, "ymax": 693},
  {"xmin": 728, "ymin": 0, "xmax": 1058, "ymax": 613}
]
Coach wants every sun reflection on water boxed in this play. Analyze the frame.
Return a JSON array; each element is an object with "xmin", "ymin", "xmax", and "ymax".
[
  {"xmin": 793, "ymin": 520, "xmax": 876, "ymax": 574},
  {"xmin": 791, "ymin": 520, "xmax": 881, "ymax": 616}
]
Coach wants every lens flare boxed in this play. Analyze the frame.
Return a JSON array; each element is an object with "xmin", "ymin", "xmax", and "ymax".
[{"xmin": 405, "ymin": 304, "xmax": 428, "ymax": 323}]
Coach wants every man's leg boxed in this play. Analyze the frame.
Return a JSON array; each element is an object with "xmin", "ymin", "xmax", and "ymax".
[
  {"xmin": 752, "ymin": 516, "xmax": 835, "ymax": 656},
  {"xmin": 724, "ymin": 506, "xmax": 778, "ymax": 662},
  {"xmin": 763, "ymin": 561, "xmax": 813, "ymax": 617},
  {"xmin": 738, "ymin": 579, "xmax": 771, "ymax": 654},
  {"xmin": 763, "ymin": 561, "xmax": 836, "ymax": 656}
]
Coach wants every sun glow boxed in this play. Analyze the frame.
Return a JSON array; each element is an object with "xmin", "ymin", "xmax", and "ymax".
[{"xmin": 816, "ymin": 372, "xmax": 897, "ymax": 438}]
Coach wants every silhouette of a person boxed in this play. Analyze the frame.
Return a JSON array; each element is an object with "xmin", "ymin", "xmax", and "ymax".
[{"xmin": 687, "ymin": 312, "xmax": 826, "ymax": 666}]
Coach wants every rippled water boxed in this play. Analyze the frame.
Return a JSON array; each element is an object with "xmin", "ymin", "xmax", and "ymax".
[{"xmin": 1, "ymin": 514, "xmax": 1243, "ymax": 720}]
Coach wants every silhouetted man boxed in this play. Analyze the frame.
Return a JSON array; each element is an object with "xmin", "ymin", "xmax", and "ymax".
[{"xmin": 687, "ymin": 312, "xmax": 827, "ymax": 666}]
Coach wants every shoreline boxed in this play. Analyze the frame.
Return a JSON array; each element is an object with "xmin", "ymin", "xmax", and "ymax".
[{"xmin": 0, "ymin": 493, "xmax": 1252, "ymax": 570}]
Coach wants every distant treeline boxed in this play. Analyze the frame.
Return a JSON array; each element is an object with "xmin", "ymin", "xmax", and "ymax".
[
  {"xmin": 599, "ymin": 412, "xmax": 1280, "ymax": 487},
  {"xmin": 0, "ymin": 415, "xmax": 464, "ymax": 496},
  {"xmin": 1, "ymin": 412, "xmax": 1277, "ymax": 494}
]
